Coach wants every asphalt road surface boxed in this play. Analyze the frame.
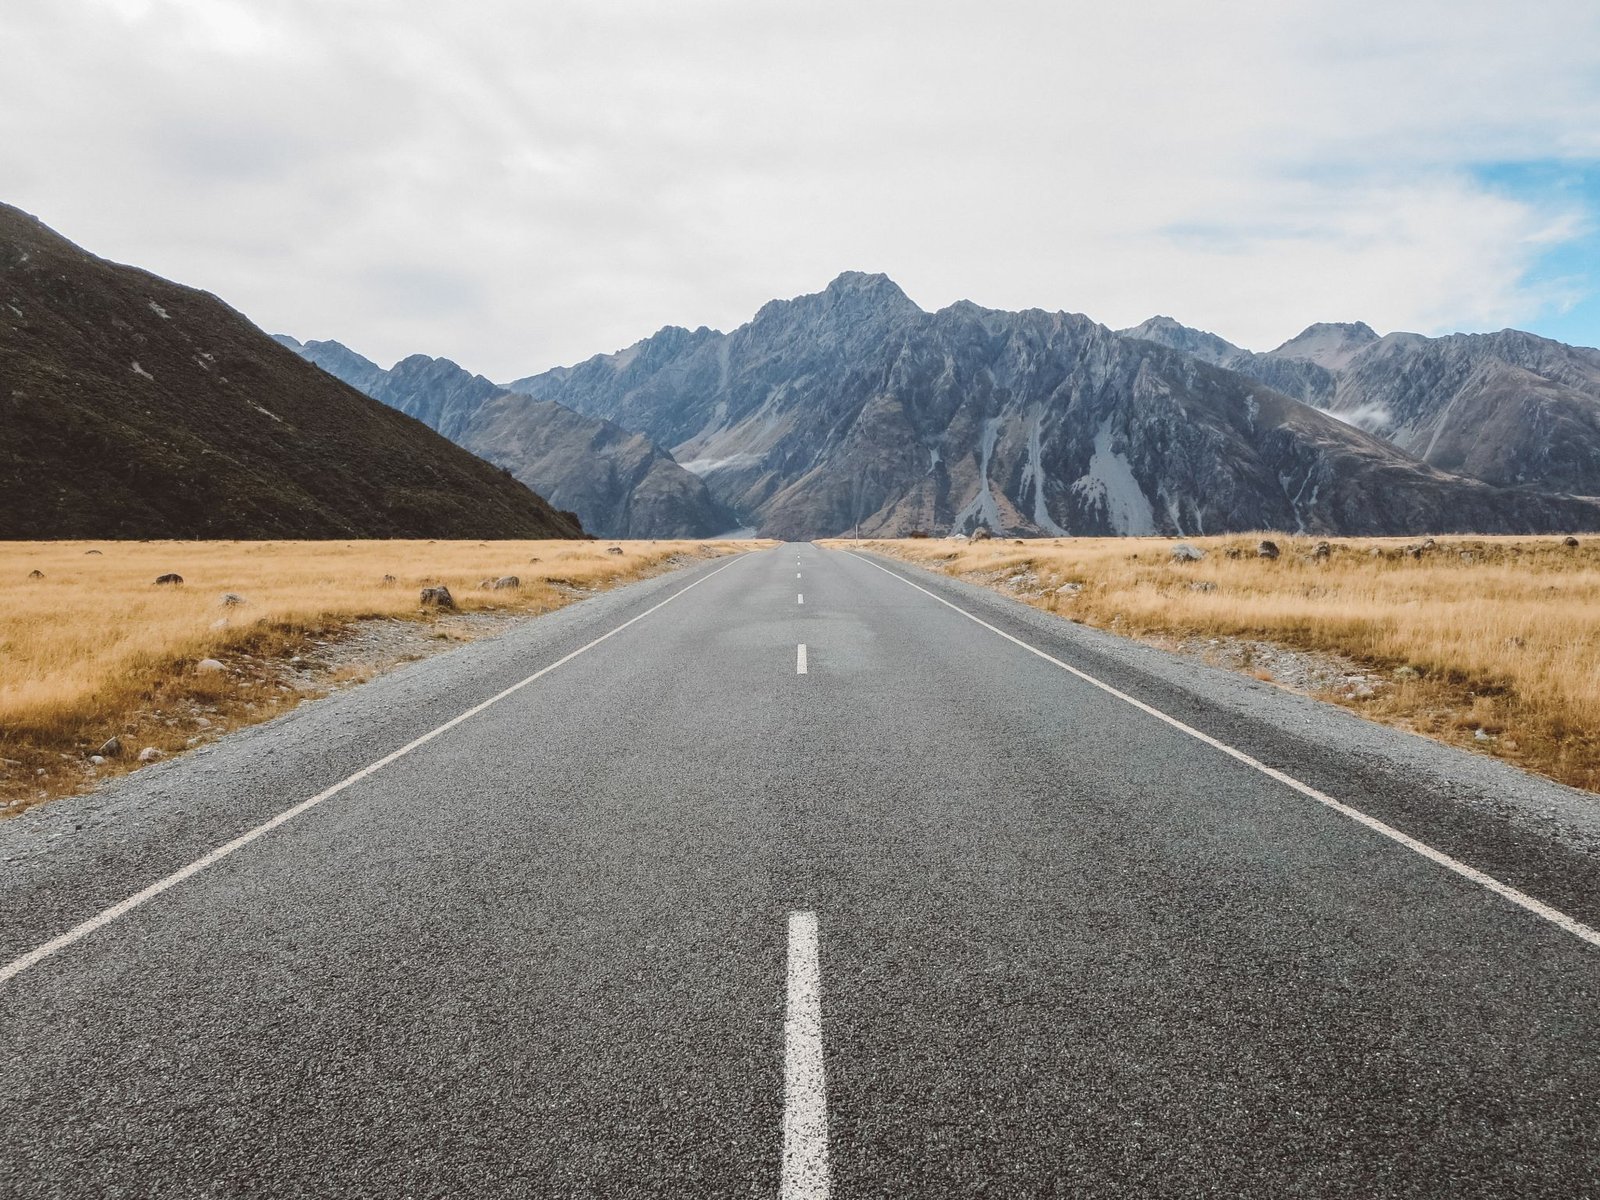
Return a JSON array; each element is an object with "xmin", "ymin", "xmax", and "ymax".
[{"xmin": 4, "ymin": 543, "xmax": 1599, "ymax": 1198}]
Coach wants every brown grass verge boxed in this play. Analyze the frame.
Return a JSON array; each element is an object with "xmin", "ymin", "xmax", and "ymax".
[
  {"xmin": 827, "ymin": 534, "xmax": 1600, "ymax": 795},
  {"xmin": 0, "ymin": 539, "xmax": 770, "ymax": 815}
]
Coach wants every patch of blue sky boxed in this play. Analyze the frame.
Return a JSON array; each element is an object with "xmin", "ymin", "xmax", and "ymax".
[{"xmin": 1474, "ymin": 159, "xmax": 1600, "ymax": 349}]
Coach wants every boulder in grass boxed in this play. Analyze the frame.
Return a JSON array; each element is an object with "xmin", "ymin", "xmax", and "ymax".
[
  {"xmin": 607, "ymin": 546, "xmax": 625, "ymax": 556},
  {"xmin": 1564, "ymin": 536, "xmax": 1581, "ymax": 548},
  {"xmin": 137, "ymin": 747, "xmax": 164, "ymax": 763},
  {"xmin": 96, "ymin": 736, "xmax": 123, "ymax": 758},
  {"xmin": 969, "ymin": 527, "xmax": 992, "ymax": 542},
  {"xmin": 195, "ymin": 658, "xmax": 226, "ymax": 674},
  {"xmin": 27, "ymin": 569, "xmax": 43, "ymax": 579},
  {"xmin": 1257, "ymin": 540, "xmax": 1280, "ymax": 560},
  {"xmin": 154, "ymin": 573, "xmax": 184, "ymax": 586},
  {"xmin": 493, "ymin": 576, "xmax": 520, "ymax": 590},
  {"xmin": 1171, "ymin": 543, "xmax": 1204, "ymax": 563},
  {"xmin": 420, "ymin": 585, "xmax": 455, "ymax": 610},
  {"xmin": 219, "ymin": 592, "xmax": 246, "ymax": 607},
  {"xmin": 1312, "ymin": 541, "xmax": 1332, "ymax": 560}
]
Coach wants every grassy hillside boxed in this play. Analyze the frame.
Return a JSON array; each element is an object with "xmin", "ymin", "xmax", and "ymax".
[{"xmin": 0, "ymin": 203, "xmax": 584, "ymax": 539}]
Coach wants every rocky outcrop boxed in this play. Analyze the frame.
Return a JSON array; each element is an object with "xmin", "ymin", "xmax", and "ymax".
[
  {"xmin": 503, "ymin": 273, "xmax": 1600, "ymax": 539},
  {"xmin": 282, "ymin": 340, "xmax": 731, "ymax": 539}
]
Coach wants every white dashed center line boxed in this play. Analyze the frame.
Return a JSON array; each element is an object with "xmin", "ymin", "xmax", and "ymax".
[
  {"xmin": 796, "ymin": 644, "xmax": 808, "ymax": 674},
  {"xmin": 782, "ymin": 911, "xmax": 829, "ymax": 1199},
  {"xmin": 797, "ymin": 593, "xmax": 804, "ymax": 605}
]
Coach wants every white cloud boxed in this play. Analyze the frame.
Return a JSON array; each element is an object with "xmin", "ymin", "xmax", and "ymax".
[{"xmin": 2, "ymin": 0, "xmax": 1597, "ymax": 376}]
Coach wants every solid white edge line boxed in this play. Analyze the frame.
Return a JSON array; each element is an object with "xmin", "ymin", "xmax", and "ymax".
[
  {"xmin": 0, "ymin": 552, "xmax": 755, "ymax": 987},
  {"xmin": 842, "ymin": 550, "xmax": 1600, "ymax": 950},
  {"xmin": 782, "ymin": 910, "xmax": 829, "ymax": 1200},
  {"xmin": 797, "ymin": 644, "xmax": 808, "ymax": 675}
]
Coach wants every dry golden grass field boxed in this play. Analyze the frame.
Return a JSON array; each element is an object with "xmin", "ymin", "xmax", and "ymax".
[
  {"xmin": 834, "ymin": 534, "xmax": 1600, "ymax": 795},
  {"xmin": 0, "ymin": 539, "xmax": 763, "ymax": 814}
]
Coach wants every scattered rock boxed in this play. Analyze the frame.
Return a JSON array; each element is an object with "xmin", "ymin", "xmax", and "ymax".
[
  {"xmin": 96, "ymin": 737, "xmax": 123, "ymax": 758},
  {"xmin": 1224, "ymin": 547, "xmax": 1243, "ymax": 559},
  {"xmin": 607, "ymin": 546, "xmax": 625, "ymax": 555},
  {"xmin": 219, "ymin": 592, "xmax": 246, "ymax": 607},
  {"xmin": 1422, "ymin": 537, "xmax": 1437, "ymax": 549},
  {"xmin": 1256, "ymin": 540, "xmax": 1280, "ymax": 560},
  {"xmin": 1393, "ymin": 665, "xmax": 1420, "ymax": 679},
  {"xmin": 969, "ymin": 527, "xmax": 992, "ymax": 542},
  {"xmin": 1054, "ymin": 582, "xmax": 1083, "ymax": 596},
  {"xmin": 88, "ymin": 755, "xmax": 105, "ymax": 766},
  {"xmin": 492, "ymin": 576, "xmax": 521, "ymax": 590},
  {"xmin": 154, "ymin": 573, "xmax": 184, "ymax": 586},
  {"xmin": 1475, "ymin": 727, "xmax": 1493, "ymax": 742},
  {"xmin": 85, "ymin": 549, "xmax": 102, "ymax": 555},
  {"xmin": 1312, "ymin": 541, "xmax": 1332, "ymax": 559},
  {"xmin": 27, "ymin": 569, "xmax": 43, "ymax": 579},
  {"xmin": 1013, "ymin": 539, "xmax": 1025, "ymax": 546},
  {"xmin": 951, "ymin": 533, "xmax": 970, "ymax": 542},
  {"xmin": 1188, "ymin": 581, "xmax": 1217, "ymax": 592},
  {"xmin": 478, "ymin": 578, "xmax": 496, "ymax": 590},
  {"xmin": 420, "ymin": 585, "xmax": 455, "ymax": 610},
  {"xmin": 1564, "ymin": 536, "xmax": 1581, "ymax": 548},
  {"xmin": 195, "ymin": 658, "xmax": 226, "ymax": 673},
  {"xmin": 528, "ymin": 557, "xmax": 541, "ymax": 564},
  {"xmin": 137, "ymin": 747, "xmax": 164, "ymax": 763},
  {"xmin": 1171, "ymin": 543, "xmax": 1204, "ymax": 562},
  {"xmin": 1459, "ymin": 551, "xmax": 1475, "ymax": 562}
]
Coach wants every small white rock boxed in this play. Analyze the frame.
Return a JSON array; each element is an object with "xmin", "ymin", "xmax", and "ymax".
[
  {"xmin": 196, "ymin": 658, "xmax": 226, "ymax": 673},
  {"xmin": 137, "ymin": 747, "xmax": 164, "ymax": 763},
  {"xmin": 89, "ymin": 755, "xmax": 105, "ymax": 765}
]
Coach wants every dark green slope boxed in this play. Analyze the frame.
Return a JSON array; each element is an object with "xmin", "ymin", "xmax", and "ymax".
[{"xmin": 0, "ymin": 204, "xmax": 583, "ymax": 539}]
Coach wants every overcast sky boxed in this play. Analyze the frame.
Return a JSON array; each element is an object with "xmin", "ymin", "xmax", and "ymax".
[{"xmin": 4, "ymin": 0, "xmax": 1598, "ymax": 379}]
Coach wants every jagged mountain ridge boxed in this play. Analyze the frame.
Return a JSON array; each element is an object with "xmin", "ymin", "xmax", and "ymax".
[
  {"xmin": 0, "ymin": 204, "xmax": 583, "ymax": 540},
  {"xmin": 278, "ymin": 338, "xmax": 732, "ymax": 539},
  {"xmin": 500, "ymin": 273, "xmax": 1600, "ymax": 539},
  {"xmin": 1119, "ymin": 316, "xmax": 1600, "ymax": 495}
]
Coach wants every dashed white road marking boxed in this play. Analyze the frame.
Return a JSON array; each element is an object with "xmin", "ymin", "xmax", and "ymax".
[
  {"xmin": 797, "ymin": 644, "xmax": 808, "ymax": 674},
  {"xmin": 0, "ymin": 553, "xmax": 755, "ymax": 987},
  {"xmin": 844, "ymin": 550, "xmax": 1600, "ymax": 951},
  {"xmin": 797, "ymin": 572, "xmax": 802, "ymax": 579},
  {"xmin": 782, "ymin": 911, "xmax": 829, "ymax": 1200},
  {"xmin": 797, "ymin": 593, "xmax": 804, "ymax": 605}
]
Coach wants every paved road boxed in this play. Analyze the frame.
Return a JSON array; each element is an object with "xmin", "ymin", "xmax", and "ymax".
[{"xmin": 4, "ymin": 543, "xmax": 1599, "ymax": 1197}]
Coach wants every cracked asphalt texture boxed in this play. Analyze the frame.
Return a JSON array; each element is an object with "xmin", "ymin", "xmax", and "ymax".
[{"xmin": 3, "ymin": 543, "xmax": 1598, "ymax": 1197}]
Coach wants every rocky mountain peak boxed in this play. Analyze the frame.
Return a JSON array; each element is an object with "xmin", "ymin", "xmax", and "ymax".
[
  {"xmin": 1116, "ymin": 315, "xmax": 1241, "ymax": 367},
  {"xmin": 1268, "ymin": 321, "xmax": 1380, "ymax": 369}
]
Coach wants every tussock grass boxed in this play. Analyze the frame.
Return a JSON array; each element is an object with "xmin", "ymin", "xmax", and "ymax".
[
  {"xmin": 0, "ymin": 539, "xmax": 764, "ymax": 813},
  {"xmin": 834, "ymin": 535, "xmax": 1600, "ymax": 794}
]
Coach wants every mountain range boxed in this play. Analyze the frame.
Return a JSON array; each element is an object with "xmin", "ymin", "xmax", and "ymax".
[
  {"xmin": 1120, "ymin": 315, "xmax": 1600, "ymax": 497},
  {"xmin": 0, "ymin": 204, "xmax": 582, "ymax": 540},
  {"xmin": 275, "ymin": 338, "xmax": 732, "ymax": 539},
  {"xmin": 498, "ymin": 273, "xmax": 1600, "ymax": 539},
  {"xmin": 9, "ymin": 190, "xmax": 1597, "ymax": 545}
]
